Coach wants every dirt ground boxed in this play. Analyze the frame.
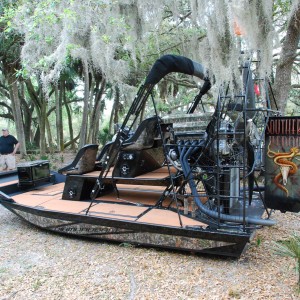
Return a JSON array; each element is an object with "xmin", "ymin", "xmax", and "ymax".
[{"xmin": 0, "ymin": 153, "xmax": 299, "ymax": 299}]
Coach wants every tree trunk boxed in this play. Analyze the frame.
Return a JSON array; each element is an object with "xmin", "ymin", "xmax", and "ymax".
[
  {"xmin": 64, "ymin": 133, "xmax": 80, "ymax": 149},
  {"xmin": 20, "ymin": 81, "xmax": 33, "ymax": 143},
  {"xmin": 113, "ymin": 85, "xmax": 120, "ymax": 126},
  {"xmin": 273, "ymin": 3, "xmax": 300, "ymax": 113},
  {"xmin": 109, "ymin": 101, "xmax": 115, "ymax": 135},
  {"xmin": 45, "ymin": 116, "xmax": 54, "ymax": 154},
  {"xmin": 56, "ymin": 82, "xmax": 64, "ymax": 151},
  {"xmin": 91, "ymin": 77, "xmax": 106, "ymax": 143},
  {"xmin": 25, "ymin": 78, "xmax": 48, "ymax": 153},
  {"xmin": 7, "ymin": 75, "xmax": 27, "ymax": 157},
  {"xmin": 64, "ymin": 100, "xmax": 75, "ymax": 150},
  {"xmin": 87, "ymin": 77, "xmax": 95, "ymax": 144},
  {"xmin": 79, "ymin": 61, "xmax": 90, "ymax": 148},
  {"xmin": 39, "ymin": 91, "xmax": 47, "ymax": 156},
  {"xmin": 33, "ymin": 127, "xmax": 40, "ymax": 146}
]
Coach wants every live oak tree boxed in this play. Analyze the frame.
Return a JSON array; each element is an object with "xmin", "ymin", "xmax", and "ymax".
[
  {"xmin": 272, "ymin": 1, "xmax": 300, "ymax": 112},
  {"xmin": 1, "ymin": 0, "xmax": 300, "ymax": 155},
  {"xmin": 0, "ymin": 0, "xmax": 27, "ymax": 157}
]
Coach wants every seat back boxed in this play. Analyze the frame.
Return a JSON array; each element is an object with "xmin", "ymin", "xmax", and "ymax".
[
  {"xmin": 58, "ymin": 144, "xmax": 99, "ymax": 174},
  {"xmin": 96, "ymin": 141, "xmax": 114, "ymax": 162},
  {"xmin": 122, "ymin": 116, "xmax": 159, "ymax": 150}
]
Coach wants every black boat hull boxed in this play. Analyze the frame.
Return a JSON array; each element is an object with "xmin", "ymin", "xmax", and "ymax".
[{"xmin": 1, "ymin": 199, "xmax": 251, "ymax": 258}]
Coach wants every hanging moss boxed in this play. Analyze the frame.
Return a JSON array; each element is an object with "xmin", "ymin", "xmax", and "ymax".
[{"xmin": 11, "ymin": 0, "xmax": 275, "ymax": 97}]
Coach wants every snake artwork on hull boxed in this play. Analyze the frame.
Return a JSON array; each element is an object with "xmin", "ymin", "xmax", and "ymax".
[{"xmin": 267, "ymin": 144, "xmax": 300, "ymax": 197}]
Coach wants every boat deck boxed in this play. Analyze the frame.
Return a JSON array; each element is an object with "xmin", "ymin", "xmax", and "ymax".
[
  {"xmin": 80, "ymin": 166, "xmax": 182, "ymax": 186},
  {"xmin": 0, "ymin": 178, "xmax": 18, "ymax": 187},
  {"xmin": 11, "ymin": 182, "xmax": 207, "ymax": 228}
]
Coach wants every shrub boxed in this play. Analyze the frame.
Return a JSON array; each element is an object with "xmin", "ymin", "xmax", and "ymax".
[{"xmin": 274, "ymin": 233, "xmax": 300, "ymax": 288}]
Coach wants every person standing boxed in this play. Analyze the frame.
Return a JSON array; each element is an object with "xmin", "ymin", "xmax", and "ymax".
[{"xmin": 0, "ymin": 128, "xmax": 20, "ymax": 171}]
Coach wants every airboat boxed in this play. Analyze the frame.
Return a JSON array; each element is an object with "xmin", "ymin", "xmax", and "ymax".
[{"xmin": 0, "ymin": 54, "xmax": 299, "ymax": 257}]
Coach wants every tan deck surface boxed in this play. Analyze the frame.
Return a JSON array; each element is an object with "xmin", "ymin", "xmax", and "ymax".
[
  {"xmin": 10, "ymin": 168, "xmax": 207, "ymax": 228},
  {"xmin": 35, "ymin": 199, "xmax": 95, "ymax": 214},
  {"xmin": 96, "ymin": 189, "xmax": 163, "ymax": 206},
  {"xmin": 12, "ymin": 190, "xmax": 63, "ymax": 207},
  {"xmin": 84, "ymin": 166, "xmax": 177, "ymax": 179},
  {"xmin": 30, "ymin": 183, "xmax": 65, "ymax": 195},
  {"xmin": 88, "ymin": 203, "xmax": 148, "ymax": 221},
  {"xmin": 0, "ymin": 179, "xmax": 18, "ymax": 188},
  {"xmin": 137, "ymin": 209, "xmax": 204, "ymax": 227},
  {"xmin": 117, "ymin": 184, "xmax": 166, "ymax": 192}
]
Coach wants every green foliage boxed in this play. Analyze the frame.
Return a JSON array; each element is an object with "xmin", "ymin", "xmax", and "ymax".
[
  {"xmin": 0, "ymin": 3, "xmax": 22, "ymax": 63},
  {"xmin": 15, "ymin": 67, "xmax": 29, "ymax": 79},
  {"xmin": 156, "ymin": 101, "xmax": 170, "ymax": 113},
  {"xmin": 274, "ymin": 234, "xmax": 300, "ymax": 286},
  {"xmin": 273, "ymin": 0, "xmax": 292, "ymax": 15},
  {"xmin": 228, "ymin": 288, "xmax": 241, "ymax": 299},
  {"xmin": 119, "ymin": 242, "xmax": 135, "ymax": 248},
  {"xmin": 26, "ymin": 141, "xmax": 39, "ymax": 151},
  {"xmin": 256, "ymin": 235, "xmax": 262, "ymax": 247},
  {"xmin": 40, "ymin": 155, "xmax": 49, "ymax": 161},
  {"xmin": 32, "ymin": 278, "xmax": 43, "ymax": 291},
  {"xmin": 0, "ymin": 1, "xmax": 17, "ymax": 24},
  {"xmin": 26, "ymin": 154, "xmax": 38, "ymax": 161},
  {"xmin": 98, "ymin": 122, "xmax": 113, "ymax": 146}
]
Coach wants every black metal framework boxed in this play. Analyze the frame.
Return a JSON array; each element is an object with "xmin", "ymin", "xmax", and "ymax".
[
  {"xmin": 85, "ymin": 53, "xmax": 278, "ymax": 228},
  {"xmin": 172, "ymin": 53, "xmax": 278, "ymax": 229}
]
